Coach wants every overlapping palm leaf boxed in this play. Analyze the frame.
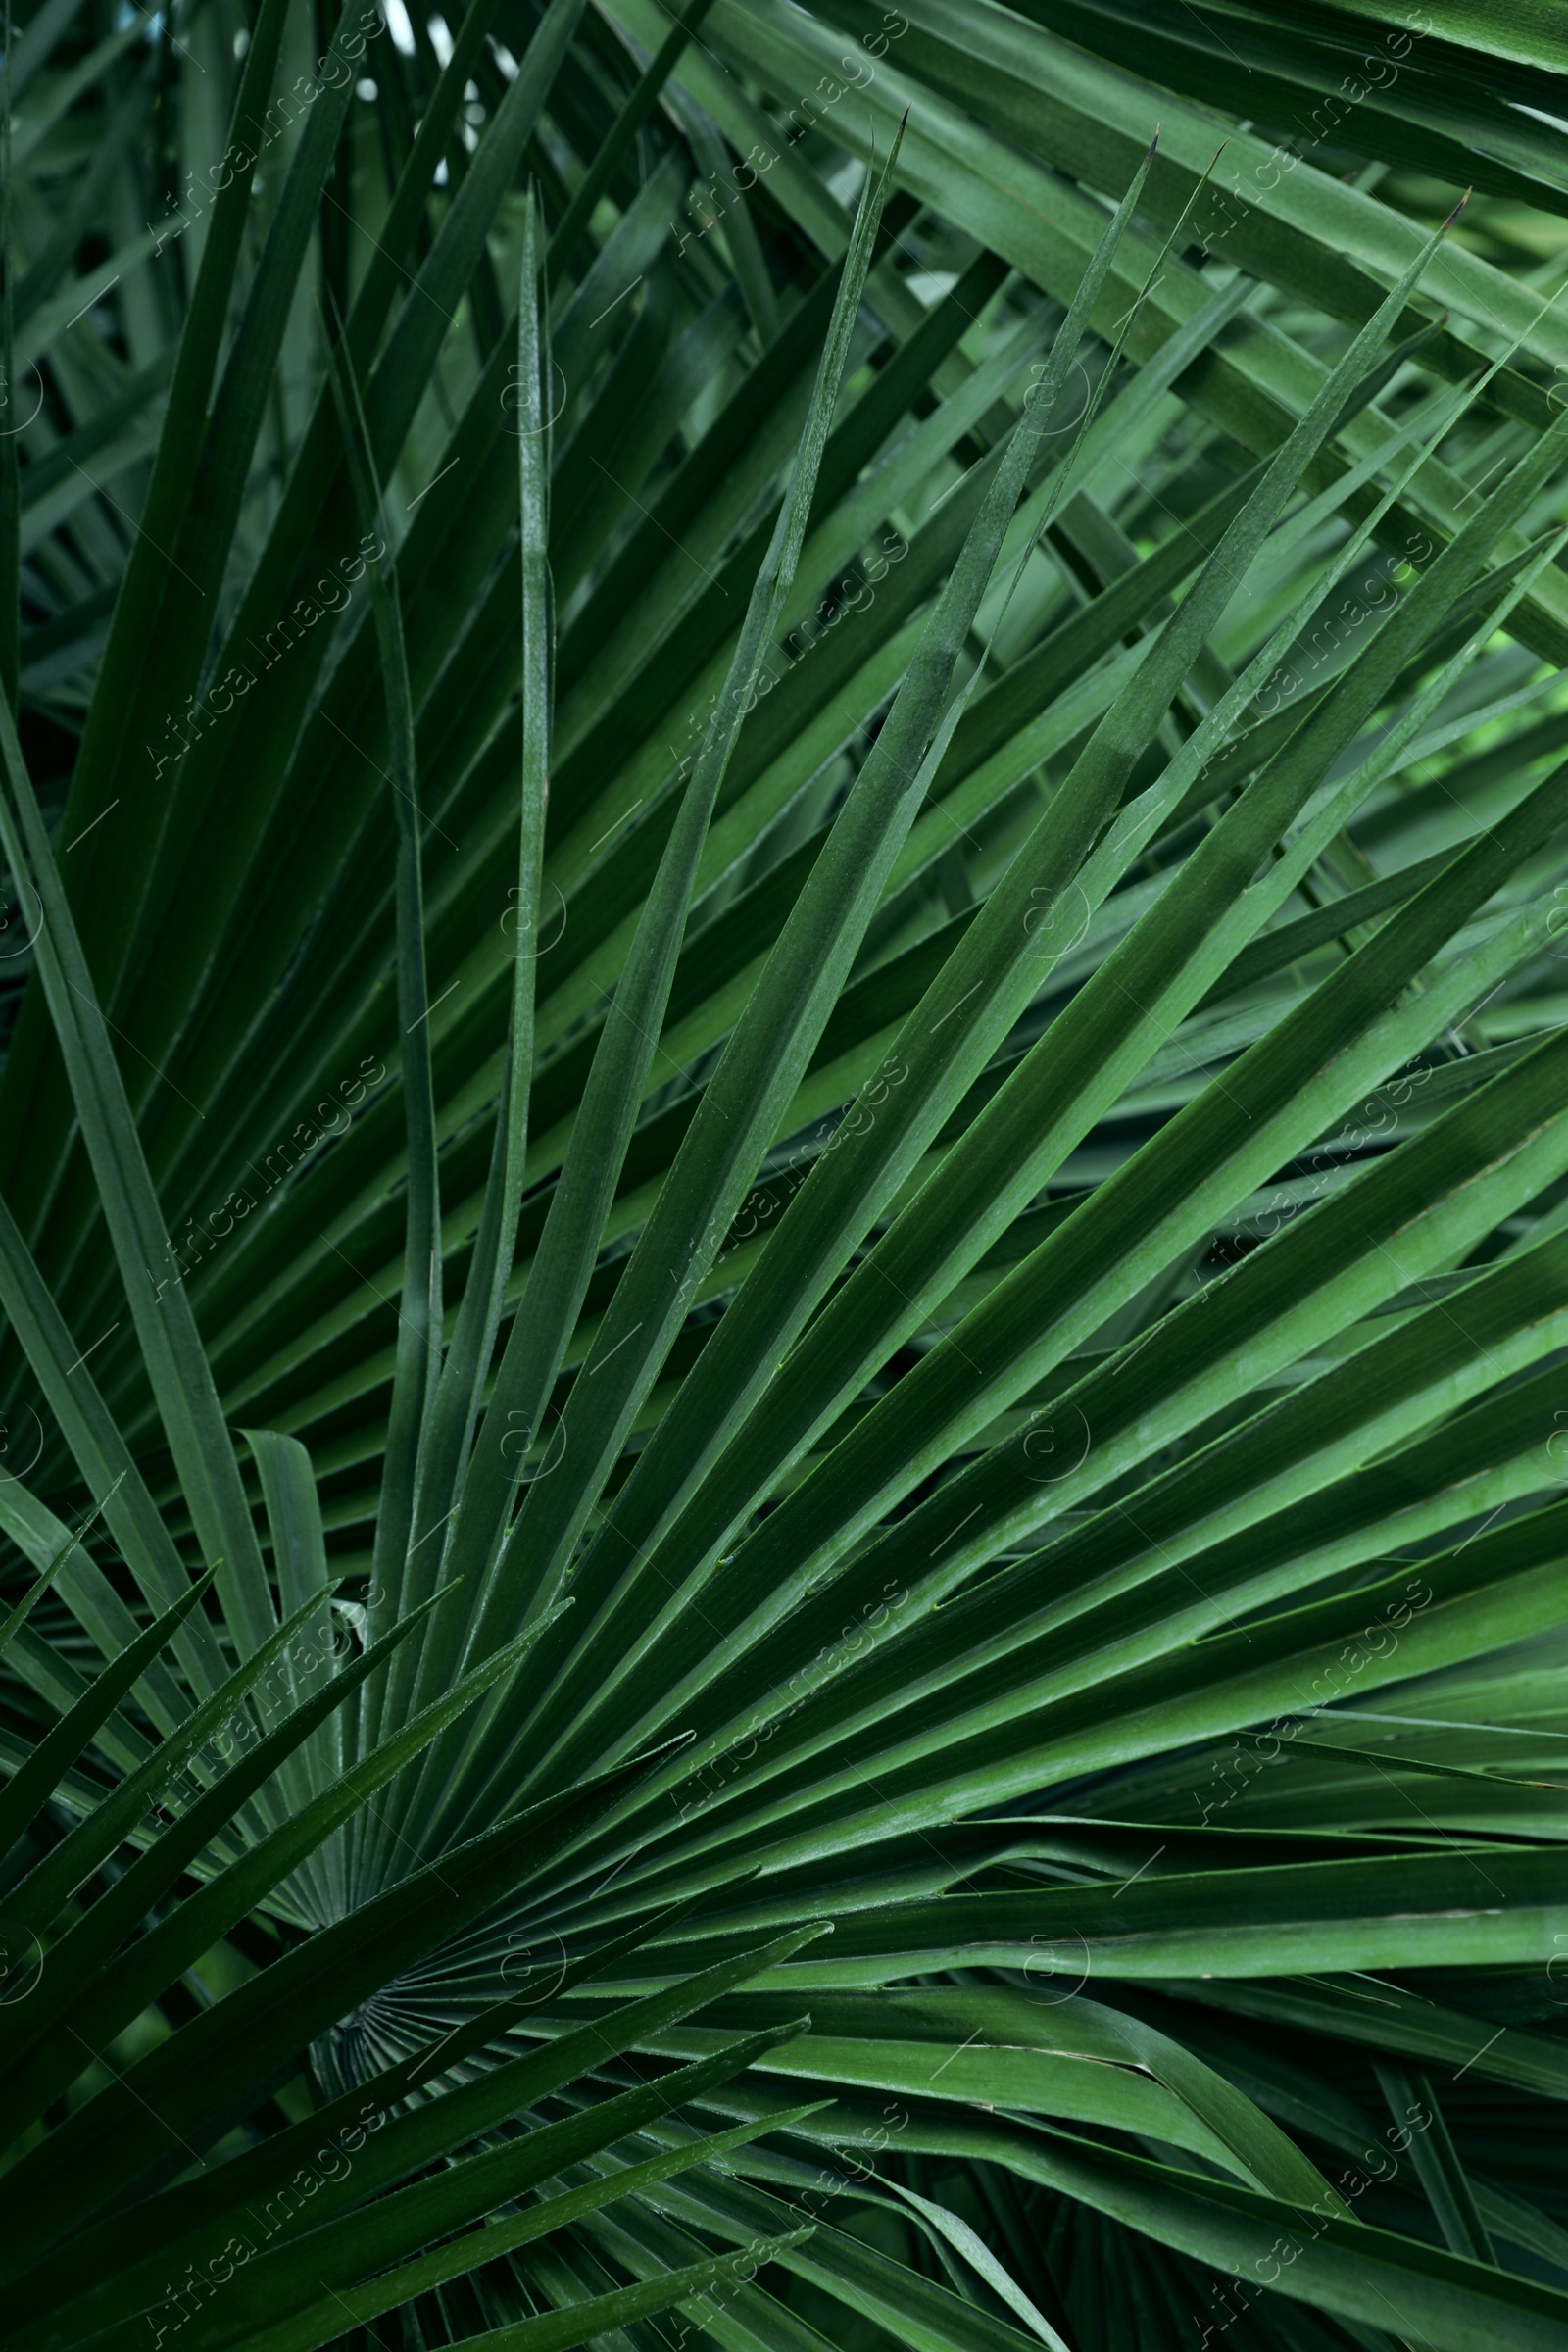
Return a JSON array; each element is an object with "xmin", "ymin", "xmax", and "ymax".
[{"xmin": 2, "ymin": 0, "xmax": 1567, "ymax": 2344}]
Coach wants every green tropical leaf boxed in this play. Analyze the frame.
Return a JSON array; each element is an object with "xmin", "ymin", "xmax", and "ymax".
[{"xmin": 4, "ymin": 4, "xmax": 1568, "ymax": 2343}]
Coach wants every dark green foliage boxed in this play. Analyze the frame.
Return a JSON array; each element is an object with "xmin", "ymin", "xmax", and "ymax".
[{"xmin": 1, "ymin": 2, "xmax": 1567, "ymax": 2345}]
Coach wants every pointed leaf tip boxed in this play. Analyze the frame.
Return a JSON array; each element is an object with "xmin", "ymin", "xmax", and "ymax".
[{"xmin": 1445, "ymin": 188, "xmax": 1471, "ymax": 228}]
